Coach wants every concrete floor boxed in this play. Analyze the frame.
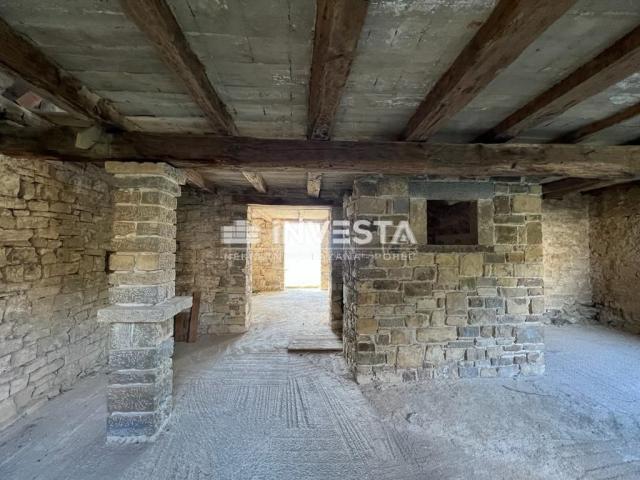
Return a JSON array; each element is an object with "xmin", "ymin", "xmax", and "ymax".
[{"xmin": 1, "ymin": 290, "xmax": 640, "ymax": 479}]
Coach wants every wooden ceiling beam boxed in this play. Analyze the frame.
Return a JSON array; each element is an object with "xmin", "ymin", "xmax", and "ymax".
[
  {"xmin": 552, "ymin": 101, "xmax": 640, "ymax": 144},
  {"xmin": 307, "ymin": 172, "xmax": 322, "ymax": 197},
  {"xmin": 119, "ymin": 0, "xmax": 237, "ymax": 136},
  {"xmin": 0, "ymin": 18, "xmax": 131, "ymax": 130},
  {"xmin": 543, "ymin": 177, "xmax": 640, "ymax": 198},
  {"xmin": 476, "ymin": 24, "xmax": 640, "ymax": 143},
  {"xmin": 121, "ymin": 133, "xmax": 640, "ymax": 179},
  {"xmin": 242, "ymin": 171, "xmax": 268, "ymax": 193},
  {"xmin": 4, "ymin": 130, "xmax": 640, "ymax": 180},
  {"xmin": 402, "ymin": 0, "xmax": 575, "ymax": 141},
  {"xmin": 0, "ymin": 96, "xmax": 53, "ymax": 130},
  {"xmin": 308, "ymin": 0, "xmax": 368, "ymax": 140}
]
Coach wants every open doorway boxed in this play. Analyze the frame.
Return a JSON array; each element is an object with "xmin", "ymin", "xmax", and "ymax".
[
  {"xmin": 246, "ymin": 205, "xmax": 340, "ymax": 351},
  {"xmin": 284, "ymin": 220, "xmax": 322, "ymax": 288}
]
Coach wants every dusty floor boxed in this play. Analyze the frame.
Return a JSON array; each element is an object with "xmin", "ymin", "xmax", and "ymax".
[{"xmin": 1, "ymin": 290, "xmax": 640, "ymax": 479}]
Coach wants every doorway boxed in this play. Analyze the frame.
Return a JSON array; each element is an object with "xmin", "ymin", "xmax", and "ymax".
[
  {"xmin": 246, "ymin": 205, "xmax": 338, "ymax": 347},
  {"xmin": 284, "ymin": 220, "xmax": 323, "ymax": 288}
]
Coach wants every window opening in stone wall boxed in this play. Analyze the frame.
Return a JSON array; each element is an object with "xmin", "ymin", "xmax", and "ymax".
[{"xmin": 427, "ymin": 200, "xmax": 479, "ymax": 245}]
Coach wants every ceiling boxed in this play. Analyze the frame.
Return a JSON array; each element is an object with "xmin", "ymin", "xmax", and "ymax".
[{"xmin": 1, "ymin": 0, "xmax": 640, "ymax": 195}]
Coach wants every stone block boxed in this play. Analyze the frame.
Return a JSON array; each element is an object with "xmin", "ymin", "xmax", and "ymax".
[
  {"xmin": 396, "ymin": 345, "xmax": 424, "ymax": 368},
  {"xmin": 526, "ymin": 222, "xmax": 542, "ymax": 244},
  {"xmin": 413, "ymin": 266, "xmax": 436, "ymax": 281},
  {"xmin": 512, "ymin": 195, "xmax": 541, "ymax": 213},
  {"xmin": 356, "ymin": 317, "xmax": 378, "ymax": 334},
  {"xmin": 356, "ymin": 197, "xmax": 387, "ymax": 215},
  {"xmin": 506, "ymin": 298, "xmax": 530, "ymax": 315},
  {"xmin": 98, "ymin": 296, "xmax": 192, "ymax": 323},
  {"xmin": 468, "ymin": 308, "xmax": 497, "ymax": 325},
  {"xmin": 446, "ymin": 292, "xmax": 467, "ymax": 314},
  {"xmin": 403, "ymin": 282, "xmax": 433, "ymax": 297},
  {"xmin": 107, "ymin": 404, "xmax": 170, "ymax": 440},
  {"xmin": 416, "ymin": 326, "xmax": 457, "ymax": 343},
  {"xmin": 458, "ymin": 366, "xmax": 479, "ymax": 378},
  {"xmin": 409, "ymin": 198, "xmax": 427, "ymax": 244},
  {"xmin": 495, "ymin": 226, "xmax": 518, "ymax": 244},
  {"xmin": 437, "ymin": 267, "xmax": 459, "ymax": 285},
  {"xmin": 108, "ymin": 284, "xmax": 174, "ymax": 305},
  {"xmin": 460, "ymin": 253, "xmax": 483, "ymax": 277}
]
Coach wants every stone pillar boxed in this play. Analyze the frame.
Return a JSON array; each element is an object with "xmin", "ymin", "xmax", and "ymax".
[{"xmin": 97, "ymin": 162, "xmax": 191, "ymax": 442}]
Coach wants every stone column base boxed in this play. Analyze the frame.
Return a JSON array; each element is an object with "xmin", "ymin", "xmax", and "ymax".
[{"xmin": 98, "ymin": 296, "xmax": 192, "ymax": 442}]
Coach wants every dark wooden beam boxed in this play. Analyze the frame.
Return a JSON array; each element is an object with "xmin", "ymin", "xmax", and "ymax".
[
  {"xmin": 543, "ymin": 177, "xmax": 640, "ymax": 198},
  {"xmin": 552, "ymin": 101, "xmax": 640, "ymax": 143},
  {"xmin": 121, "ymin": 133, "xmax": 640, "ymax": 179},
  {"xmin": 476, "ymin": 24, "xmax": 640, "ymax": 143},
  {"xmin": 0, "ymin": 96, "xmax": 53, "ymax": 130},
  {"xmin": 402, "ymin": 0, "xmax": 575, "ymax": 141},
  {"xmin": 233, "ymin": 193, "xmax": 339, "ymax": 207},
  {"xmin": 308, "ymin": 0, "xmax": 368, "ymax": 140},
  {"xmin": 307, "ymin": 172, "xmax": 322, "ymax": 197},
  {"xmin": 0, "ymin": 18, "xmax": 131, "ymax": 130},
  {"xmin": 120, "ymin": 0, "xmax": 237, "ymax": 135},
  {"xmin": 242, "ymin": 171, "xmax": 268, "ymax": 193},
  {"xmin": 5, "ymin": 130, "xmax": 640, "ymax": 180}
]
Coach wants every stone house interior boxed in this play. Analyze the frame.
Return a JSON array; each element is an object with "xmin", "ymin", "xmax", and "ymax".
[{"xmin": 0, "ymin": 1, "xmax": 639, "ymax": 479}]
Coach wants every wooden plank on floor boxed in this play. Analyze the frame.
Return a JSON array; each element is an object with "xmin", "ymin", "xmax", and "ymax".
[{"xmin": 287, "ymin": 335, "xmax": 343, "ymax": 352}]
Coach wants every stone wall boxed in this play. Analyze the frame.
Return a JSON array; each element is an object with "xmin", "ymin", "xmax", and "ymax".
[
  {"xmin": 542, "ymin": 194, "xmax": 594, "ymax": 323},
  {"xmin": 176, "ymin": 189, "xmax": 249, "ymax": 334},
  {"xmin": 248, "ymin": 215, "xmax": 284, "ymax": 293},
  {"xmin": 0, "ymin": 156, "xmax": 112, "ymax": 429},
  {"xmin": 343, "ymin": 176, "xmax": 545, "ymax": 384},
  {"xmin": 590, "ymin": 184, "xmax": 640, "ymax": 333}
]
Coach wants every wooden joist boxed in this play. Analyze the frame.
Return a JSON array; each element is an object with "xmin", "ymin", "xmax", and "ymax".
[
  {"xmin": 402, "ymin": 0, "xmax": 575, "ymax": 141},
  {"xmin": 242, "ymin": 171, "xmax": 268, "ymax": 193},
  {"xmin": 0, "ymin": 95, "xmax": 53, "ymax": 130},
  {"xmin": 183, "ymin": 169, "xmax": 212, "ymax": 192},
  {"xmin": 307, "ymin": 172, "xmax": 322, "ymax": 197},
  {"xmin": 119, "ymin": 0, "xmax": 237, "ymax": 136},
  {"xmin": 543, "ymin": 177, "xmax": 640, "ymax": 198},
  {"xmin": 0, "ymin": 17, "xmax": 131, "ymax": 130},
  {"xmin": 476, "ymin": 24, "xmax": 640, "ymax": 143},
  {"xmin": 308, "ymin": 0, "xmax": 368, "ymax": 140},
  {"xmin": 552, "ymin": 101, "xmax": 640, "ymax": 144}
]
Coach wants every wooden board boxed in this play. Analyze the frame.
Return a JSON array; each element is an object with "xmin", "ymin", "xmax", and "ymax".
[{"xmin": 287, "ymin": 335, "xmax": 343, "ymax": 352}]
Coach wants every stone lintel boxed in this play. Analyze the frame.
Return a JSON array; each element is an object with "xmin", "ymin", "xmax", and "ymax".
[{"xmin": 98, "ymin": 295, "xmax": 192, "ymax": 324}]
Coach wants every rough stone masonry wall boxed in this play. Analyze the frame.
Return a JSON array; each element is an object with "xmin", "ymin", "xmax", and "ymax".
[
  {"xmin": 176, "ymin": 188, "xmax": 249, "ymax": 334},
  {"xmin": 343, "ymin": 176, "xmax": 545, "ymax": 384},
  {"xmin": 542, "ymin": 194, "xmax": 594, "ymax": 323},
  {"xmin": 0, "ymin": 156, "xmax": 112, "ymax": 429},
  {"xmin": 249, "ymin": 215, "xmax": 284, "ymax": 293},
  {"xmin": 590, "ymin": 184, "xmax": 640, "ymax": 334}
]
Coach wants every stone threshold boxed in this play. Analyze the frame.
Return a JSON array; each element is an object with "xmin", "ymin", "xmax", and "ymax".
[{"xmin": 97, "ymin": 296, "xmax": 192, "ymax": 324}]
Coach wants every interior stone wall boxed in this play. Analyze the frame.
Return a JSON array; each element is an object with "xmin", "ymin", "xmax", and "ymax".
[
  {"xmin": 176, "ymin": 189, "xmax": 249, "ymax": 334},
  {"xmin": 542, "ymin": 194, "xmax": 594, "ymax": 322},
  {"xmin": 248, "ymin": 215, "xmax": 284, "ymax": 293},
  {"xmin": 0, "ymin": 156, "xmax": 113, "ymax": 429},
  {"xmin": 343, "ymin": 176, "xmax": 546, "ymax": 384},
  {"xmin": 590, "ymin": 184, "xmax": 640, "ymax": 334}
]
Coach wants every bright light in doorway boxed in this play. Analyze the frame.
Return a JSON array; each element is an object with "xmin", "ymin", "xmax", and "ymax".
[{"xmin": 284, "ymin": 221, "xmax": 322, "ymax": 288}]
